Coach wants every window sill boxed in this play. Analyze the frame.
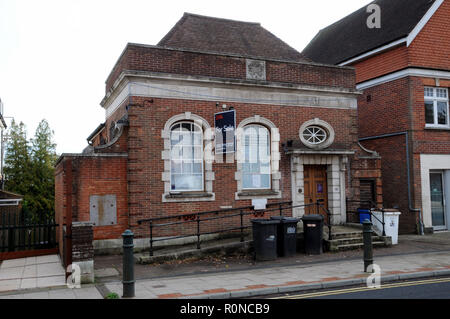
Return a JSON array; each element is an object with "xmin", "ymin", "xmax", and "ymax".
[
  {"xmin": 236, "ymin": 189, "xmax": 281, "ymax": 200},
  {"xmin": 163, "ymin": 192, "xmax": 215, "ymax": 202},
  {"xmin": 165, "ymin": 192, "xmax": 213, "ymax": 199},
  {"xmin": 424, "ymin": 125, "xmax": 450, "ymax": 131},
  {"xmin": 238, "ymin": 190, "xmax": 278, "ymax": 197}
]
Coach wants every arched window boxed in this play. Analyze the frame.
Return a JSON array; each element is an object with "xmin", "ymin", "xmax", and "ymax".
[
  {"xmin": 170, "ymin": 121, "xmax": 204, "ymax": 191},
  {"xmin": 242, "ymin": 124, "xmax": 271, "ymax": 190}
]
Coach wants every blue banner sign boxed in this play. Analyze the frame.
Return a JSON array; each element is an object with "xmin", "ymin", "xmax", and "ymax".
[{"xmin": 214, "ymin": 110, "xmax": 236, "ymax": 154}]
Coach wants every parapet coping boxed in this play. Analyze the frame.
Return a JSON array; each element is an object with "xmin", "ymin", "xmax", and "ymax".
[{"xmin": 55, "ymin": 152, "xmax": 128, "ymax": 166}]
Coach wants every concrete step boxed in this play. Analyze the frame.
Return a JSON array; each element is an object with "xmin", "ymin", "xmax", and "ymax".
[
  {"xmin": 332, "ymin": 241, "xmax": 387, "ymax": 251},
  {"xmin": 324, "ymin": 233, "xmax": 392, "ymax": 252},
  {"xmin": 329, "ymin": 231, "xmax": 363, "ymax": 240},
  {"xmin": 327, "ymin": 237, "xmax": 366, "ymax": 246}
]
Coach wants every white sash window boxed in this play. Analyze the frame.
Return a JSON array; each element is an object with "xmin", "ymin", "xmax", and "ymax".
[
  {"xmin": 170, "ymin": 121, "xmax": 204, "ymax": 191},
  {"xmin": 242, "ymin": 124, "xmax": 271, "ymax": 190}
]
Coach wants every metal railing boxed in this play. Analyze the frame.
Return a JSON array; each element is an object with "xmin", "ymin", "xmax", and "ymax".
[
  {"xmin": 138, "ymin": 200, "xmax": 333, "ymax": 256},
  {"xmin": 314, "ymin": 199, "xmax": 333, "ymax": 241},
  {"xmin": 346, "ymin": 199, "xmax": 386, "ymax": 236},
  {"xmin": 0, "ymin": 211, "xmax": 58, "ymax": 253}
]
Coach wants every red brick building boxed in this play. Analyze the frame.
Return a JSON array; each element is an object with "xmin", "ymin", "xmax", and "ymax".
[
  {"xmin": 303, "ymin": 0, "xmax": 450, "ymax": 234},
  {"xmin": 56, "ymin": 13, "xmax": 381, "ymax": 252}
]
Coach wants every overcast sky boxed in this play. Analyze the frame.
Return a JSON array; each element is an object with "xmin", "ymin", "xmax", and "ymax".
[{"xmin": 0, "ymin": 0, "xmax": 371, "ymax": 154}]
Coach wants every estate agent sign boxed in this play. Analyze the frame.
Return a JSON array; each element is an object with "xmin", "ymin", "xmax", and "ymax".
[{"xmin": 214, "ymin": 109, "xmax": 236, "ymax": 154}]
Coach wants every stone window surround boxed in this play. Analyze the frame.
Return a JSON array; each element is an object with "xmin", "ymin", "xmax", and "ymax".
[
  {"xmin": 299, "ymin": 118, "xmax": 335, "ymax": 150},
  {"xmin": 235, "ymin": 115, "xmax": 281, "ymax": 200},
  {"xmin": 161, "ymin": 112, "xmax": 215, "ymax": 202}
]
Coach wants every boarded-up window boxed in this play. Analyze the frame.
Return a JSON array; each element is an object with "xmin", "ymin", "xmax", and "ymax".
[
  {"xmin": 89, "ymin": 195, "xmax": 117, "ymax": 226},
  {"xmin": 360, "ymin": 179, "xmax": 375, "ymax": 208}
]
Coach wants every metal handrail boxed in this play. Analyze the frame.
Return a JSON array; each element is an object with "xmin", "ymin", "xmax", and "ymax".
[
  {"xmin": 346, "ymin": 199, "xmax": 386, "ymax": 236},
  {"xmin": 138, "ymin": 200, "xmax": 326, "ymax": 256},
  {"xmin": 315, "ymin": 199, "xmax": 332, "ymax": 241}
]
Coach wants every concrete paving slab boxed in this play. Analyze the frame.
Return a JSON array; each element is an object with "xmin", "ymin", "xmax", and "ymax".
[
  {"xmin": 95, "ymin": 268, "xmax": 119, "ymax": 278},
  {"xmin": 0, "ymin": 293, "xmax": 24, "ymax": 299},
  {"xmin": 37, "ymin": 275, "xmax": 66, "ymax": 288},
  {"xmin": 72, "ymin": 287, "xmax": 103, "ymax": 299},
  {"xmin": 0, "ymin": 267, "xmax": 23, "ymax": 280},
  {"xmin": 25, "ymin": 257, "xmax": 36, "ymax": 266},
  {"xmin": 0, "ymin": 279, "xmax": 21, "ymax": 292},
  {"xmin": 37, "ymin": 262, "xmax": 65, "ymax": 277},
  {"xmin": 0, "ymin": 258, "xmax": 26, "ymax": 269},
  {"xmin": 35, "ymin": 255, "xmax": 60, "ymax": 264},
  {"xmin": 20, "ymin": 278, "xmax": 37, "ymax": 289},
  {"xmin": 21, "ymin": 291, "xmax": 50, "ymax": 299},
  {"xmin": 22, "ymin": 265, "xmax": 37, "ymax": 278},
  {"xmin": 48, "ymin": 289, "xmax": 77, "ymax": 299}
]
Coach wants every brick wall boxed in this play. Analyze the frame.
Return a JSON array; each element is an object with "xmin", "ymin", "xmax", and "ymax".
[
  {"xmin": 360, "ymin": 136, "xmax": 417, "ymax": 234},
  {"xmin": 353, "ymin": 45, "xmax": 409, "ymax": 84},
  {"xmin": 71, "ymin": 222, "xmax": 94, "ymax": 262},
  {"xmin": 409, "ymin": 77, "xmax": 450, "ymax": 154},
  {"xmin": 105, "ymin": 45, "xmax": 356, "ymax": 93},
  {"xmin": 357, "ymin": 77, "xmax": 410, "ymax": 138},
  {"xmin": 125, "ymin": 95, "xmax": 379, "ymax": 238},
  {"xmin": 408, "ymin": 0, "xmax": 450, "ymax": 71},
  {"xmin": 55, "ymin": 154, "xmax": 129, "ymax": 241}
]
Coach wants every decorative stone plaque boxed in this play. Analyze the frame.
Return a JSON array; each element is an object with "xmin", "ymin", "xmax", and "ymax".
[{"xmin": 246, "ymin": 59, "xmax": 266, "ymax": 80}]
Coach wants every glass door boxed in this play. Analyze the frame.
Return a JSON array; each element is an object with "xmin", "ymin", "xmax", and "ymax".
[{"xmin": 430, "ymin": 172, "xmax": 447, "ymax": 230}]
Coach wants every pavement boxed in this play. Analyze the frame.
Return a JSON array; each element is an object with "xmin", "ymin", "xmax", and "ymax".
[
  {"xmin": 0, "ymin": 254, "xmax": 66, "ymax": 292},
  {"xmin": 0, "ymin": 231, "xmax": 449, "ymax": 299}
]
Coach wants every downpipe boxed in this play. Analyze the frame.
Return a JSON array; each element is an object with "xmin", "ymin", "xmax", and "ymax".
[{"xmin": 359, "ymin": 131, "xmax": 425, "ymax": 235}]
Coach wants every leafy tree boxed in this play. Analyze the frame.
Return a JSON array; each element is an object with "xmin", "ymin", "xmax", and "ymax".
[
  {"xmin": 4, "ymin": 120, "xmax": 32, "ymax": 197},
  {"xmin": 4, "ymin": 119, "xmax": 58, "ymax": 219},
  {"xmin": 30, "ymin": 119, "xmax": 58, "ymax": 218}
]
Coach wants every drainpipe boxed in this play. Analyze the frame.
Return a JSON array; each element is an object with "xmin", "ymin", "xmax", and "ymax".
[{"xmin": 359, "ymin": 131, "xmax": 425, "ymax": 235}]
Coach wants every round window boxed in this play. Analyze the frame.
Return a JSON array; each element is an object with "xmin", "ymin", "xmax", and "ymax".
[
  {"xmin": 299, "ymin": 118, "xmax": 335, "ymax": 150},
  {"xmin": 301, "ymin": 125, "xmax": 328, "ymax": 145}
]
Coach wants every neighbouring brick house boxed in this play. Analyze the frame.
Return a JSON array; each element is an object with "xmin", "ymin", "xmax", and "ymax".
[
  {"xmin": 55, "ymin": 13, "xmax": 382, "ymax": 252},
  {"xmin": 303, "ymin": 0, "xmax": 450, "ymax": 234}
]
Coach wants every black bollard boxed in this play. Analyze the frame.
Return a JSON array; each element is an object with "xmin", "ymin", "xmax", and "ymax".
[
  {"xmin": 362, "ymin": 219, "xmax": 374, "ymax": 272},
  {"xmin": 122, "ymin": 229, "xmax": 135, "ymax": 298}
]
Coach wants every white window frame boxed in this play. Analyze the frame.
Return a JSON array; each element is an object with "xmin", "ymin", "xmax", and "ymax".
[
  {"xmin": 299, "ymin": 118, "xmax": 335, "ymax": 150},
  {"xmin": 424, "ymin": 87, "xmax": 449, "ymax": 128},
  {"xmin": 161, "ymin": 112, "xmax": 215, "ymax": 202},
  {"xmin": 169, "ymin": 121, "xmax": 204, "ymax": 192},
  {"xmin": 241, "ymin": 124, "xmax": 271, "ymax": 191},
  {"xmin": 235, "ymin": 115, "xmax": 281, "ymax": 200}
]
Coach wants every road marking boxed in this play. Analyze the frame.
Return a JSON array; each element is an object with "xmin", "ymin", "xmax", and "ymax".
[{"xmin": 272, "ymin": 277, "xmax": 450, "ymax": 299}]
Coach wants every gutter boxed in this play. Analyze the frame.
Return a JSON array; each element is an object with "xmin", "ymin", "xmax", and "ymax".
[{"xmin": 359, "ymin": 131, "xmax": 425, "ymax": 235}]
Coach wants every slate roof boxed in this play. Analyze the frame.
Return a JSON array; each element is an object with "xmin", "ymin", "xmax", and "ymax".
[
  {"xmin": 302, "ymin": 0, "xmax": 436, "ymax": 65},
  {"xmin": 158, "ymin": 13, "xmax": 309, "ymax": 62}
]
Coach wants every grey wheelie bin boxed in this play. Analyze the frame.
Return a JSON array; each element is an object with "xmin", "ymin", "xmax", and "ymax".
[
  {"xmin": 301, "ymin": 214, "xmax": 324, "ymax": 255},
  {"xmin": 251, "ymin": 219, "xmax": 279, "ymax": 261}
]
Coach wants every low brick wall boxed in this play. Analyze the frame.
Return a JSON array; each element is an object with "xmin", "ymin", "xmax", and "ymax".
[{"xmin": 72, "ymin": 221, "xmax": 94, "ymax": 284}]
